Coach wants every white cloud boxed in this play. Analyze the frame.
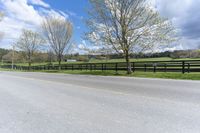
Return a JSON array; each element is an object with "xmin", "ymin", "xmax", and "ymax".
[
  {"xmin": 155, "ymin": 0, "xmax": 192, "ymax": 19},
  {"xmin": 59, "ymin": 11, "xmax": 69, "ymax": 19},
  {"xmin": 65, "ymin": 9, "xmax": 83, "ymax": 20},
  {"xmin": 0, "ymin": 0, "xmax": 68, "ymax": 49},
  {"xmin": 78, "ymin": 40, "xmax": 87, "ymax": 49},
  {"xmin": 2, "ymin": 0, "xmax": 43, "ymax": 25},
  {"xmin": 29, "ymin": 0, "xmax": 50, "ymax": 8},
  {"xmin": 154, "ymin": 0, "xmax": 200, "ymax": 50},
  {"xmin": 1, "ymin": 0, "xmax": 199, "ymax": 52}
]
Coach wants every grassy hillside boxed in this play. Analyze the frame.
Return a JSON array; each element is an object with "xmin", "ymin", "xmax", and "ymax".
[
  {"xmin": 2, "ymin": 57, "xmax": 200, "ymax": 66},
  {"xmin": 3, "ymin": 57, "xmax": 200, "ymax": 66}
]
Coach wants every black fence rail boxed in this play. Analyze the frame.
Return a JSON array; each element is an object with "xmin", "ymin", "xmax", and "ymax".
[{"xmin": 1, "ymin": 60, "xmax": 200, "ymax": 74}]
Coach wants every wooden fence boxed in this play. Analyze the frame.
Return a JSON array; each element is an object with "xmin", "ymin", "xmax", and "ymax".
[{"xmin": 2, "ymin": 60, "xmax": 200, "ymax": 74}]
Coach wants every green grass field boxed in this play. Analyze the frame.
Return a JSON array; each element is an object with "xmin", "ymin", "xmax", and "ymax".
[
  {"xmin": 3, "ymin": 57, "xmax": 200, "ymax": 66},
  {"xmin": 1, "ymin": 57, "xmax": 200, "ymax": 80}
]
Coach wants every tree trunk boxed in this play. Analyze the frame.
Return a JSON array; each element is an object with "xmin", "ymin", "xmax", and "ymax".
[
  {"xmin": 58, "ymin": 58, "xmax": 61, "ymax": 71},
  {"xmin": 28, "ymin": 55, "xmax": 31, "ymax": 70},
  {"xmin": 125, "ymin": 51, "xmax": 132, "ymax": 74},
  {"xmin": 28, "ymin": 62, "xmax": 31, "ymax": 70}
]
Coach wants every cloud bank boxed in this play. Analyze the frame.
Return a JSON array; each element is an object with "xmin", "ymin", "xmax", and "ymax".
[
  {"xmin": 154, "ymin": 0, "xmax": 200, "ymax": 50},
  {"xmin": 0, "ymin": 0, "xmax": 68, "ymax": 48},
  {"xmin": 0, "ymin": 0, "xmax": 200, "ymax": 51}
]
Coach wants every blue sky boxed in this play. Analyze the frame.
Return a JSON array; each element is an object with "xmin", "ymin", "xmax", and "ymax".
[
  {"xmin": 43, "ymin": 0, "xmax": 89, "ymax": 43},
  {"xmin": 0, "ymin": 0, "xmax": 90, "ymax": 51},
  {"xmin": 0, "ymin": 0, "xmax": 200, "ymax": 52}
]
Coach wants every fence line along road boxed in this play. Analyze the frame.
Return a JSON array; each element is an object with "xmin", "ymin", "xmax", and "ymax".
[{"xmin": 2, "ymin": 60, "xmax": 200, "ymax": 74}]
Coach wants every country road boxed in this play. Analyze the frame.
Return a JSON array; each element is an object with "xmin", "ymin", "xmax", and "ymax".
[{"xmin": 0, "ymin": 71, "xmax": 200, "ymax": 133}]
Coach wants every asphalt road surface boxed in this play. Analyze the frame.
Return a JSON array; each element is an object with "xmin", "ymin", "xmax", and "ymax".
[{"xmin": 0, "ymin": 71, "xmax": 200, "ymax": 133}]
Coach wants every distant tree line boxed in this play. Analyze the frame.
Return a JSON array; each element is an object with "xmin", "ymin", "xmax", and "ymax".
[{"xmin": 1, "ymin": 48, "xmax": 200, "ymax": 65}]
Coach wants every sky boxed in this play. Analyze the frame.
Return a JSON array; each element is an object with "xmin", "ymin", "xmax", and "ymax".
[{"xmin": 0, "ymin": 0, "xmax": 200, "ymax": 52}]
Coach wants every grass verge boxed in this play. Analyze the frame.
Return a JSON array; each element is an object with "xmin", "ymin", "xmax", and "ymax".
[
  {"xmin": 1, "ymin": 68, "xmax": 200, "ymax": 80},
  {"xmin": 37, "ymin": 70, "xmax": 200, "ymax": 80}
]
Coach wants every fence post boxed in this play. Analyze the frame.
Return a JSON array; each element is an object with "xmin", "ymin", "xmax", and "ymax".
[
  {"xmin": 144, "ymin": 64, "xmax": 147, "ymax": 72},
  {"xmin": 102, "ymin": 64, "xmax": 104, "ymax": 71},
  {"xmin": 105, "ymin": 64, "xmax": 107, "ymax": 71},
  {"xmin": 187, "ymin": 63, "xmax": 190, "ymax": 73},
  {"xmin": 72, "ymin": 64, "xmax": 74, "ymax": 71},
  {"xmin": 115, "ymin": 63, "xmax": 118, "ymax": 73},
  {"xmin": 182, "ymin": 61, "xmax": 185, "ymax": 74},
  {"xmin": 153, "ymin": 63, "xmax": 157, "ymax": 73},
  {"xmin": 132, "ymin": 62, "xmax": 135, "ymax": 72},
  {"xmin": 165, "ymin": 63, "xmax": 167, "ymax": 72}
]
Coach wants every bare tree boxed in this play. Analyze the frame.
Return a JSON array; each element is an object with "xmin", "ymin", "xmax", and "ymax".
[
  {"xmin": 2, "ymin": 51, "xmax": 20, "ymax": 63},
  {"xmin": 47, "ymin": 49, "xmax": 55, "ymax": 64},
  {"xmin": 16, "ymin": 29, "xmax": 45, "ymax": 69},
  {"xmin": 86, "ymin": 0, "xmax": 176, "ymax": 74},
  {"xmin": 42, "ymin": 16, "xmax": 73, "ymax": 69}
]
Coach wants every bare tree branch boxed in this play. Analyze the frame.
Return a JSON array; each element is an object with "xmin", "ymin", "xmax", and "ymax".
[
  {"xmin": 42, "ymin": 16, "xmax": 73, "ymax": 69},
  {"xmin": 16, "ymin": 29, "xmax": 45, "ymax": 69},
  {"xmin": 85, "ymin": 0, "xmax": 177, "ymax": 74}
]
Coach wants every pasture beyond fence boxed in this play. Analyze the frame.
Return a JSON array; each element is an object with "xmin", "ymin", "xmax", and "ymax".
[{"xmin": 2, "ymin": 60, "xmax": 200, "ymax": 74}]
